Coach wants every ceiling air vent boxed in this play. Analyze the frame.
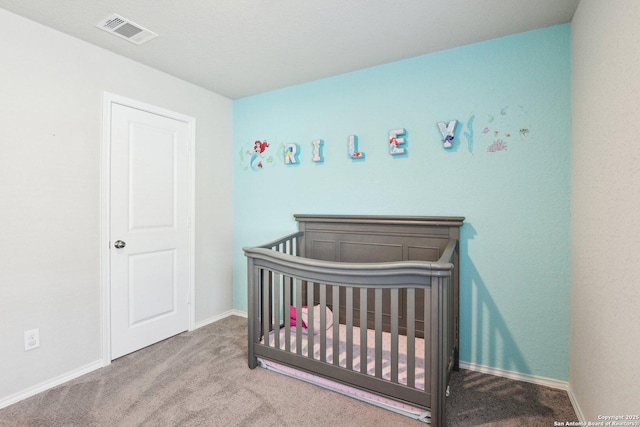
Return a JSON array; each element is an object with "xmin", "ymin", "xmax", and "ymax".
[{"xmin": 96, "ymin": 14, "xmax": 158, "ymax": 45}]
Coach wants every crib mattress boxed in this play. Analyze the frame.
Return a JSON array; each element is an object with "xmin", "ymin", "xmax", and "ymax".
[{"xmin": 259, "ymin": 324, "xmax": 430, "ymax": 421}]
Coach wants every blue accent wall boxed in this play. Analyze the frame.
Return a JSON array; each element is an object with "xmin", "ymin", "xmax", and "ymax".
[{"xmin": 233, "ymin": 25, "xmax": 571, "ymax": 380}]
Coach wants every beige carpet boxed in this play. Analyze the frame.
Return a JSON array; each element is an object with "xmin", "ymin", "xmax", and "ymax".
[{"xmin": 0, "ymin": 316, "xmax": 577, "ymax": 426}]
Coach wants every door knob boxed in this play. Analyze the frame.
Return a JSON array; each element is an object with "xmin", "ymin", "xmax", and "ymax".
[{"xmin": 114, "ymin": 240, "xmax": 126, "ymax": 249}]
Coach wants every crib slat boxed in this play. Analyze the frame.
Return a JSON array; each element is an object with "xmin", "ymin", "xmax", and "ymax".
[
  {"xmin": 332, "ymin": 285, "xmax": 340, "ymax": 366},
  {"xmin": 307, "ymin": 281, "xmax": 314, "ymax": 358},
  {"xmin": 407, "ymin": 288, "xmax": 416, "ymax": 388},
  {"xmin": 346, "ymin": 287, "xmax": 353, "ymax": 370},
  {"xmin": 319, "ymin": 283, "xmax": 327, "ymax": 363},
  {"xmin": 390, "ymin": 288, "xmax": 399, "ymax": 383},
  {"xmin": 273, "ymin": 273, "xmax": 281, "ymax": 350},
  {"xmin": 284, "ymin": 275, "xmax": 291, "ymax": 353},
  {"xmin": 296, "ymin": 279, "xmax": 302, "ymax": 355},
  {"xmin": 360, "ymin": 288, "xmax": 367, "ymax": 374},
  {"xmin": 375, "ymin": 288, "xmax": 382, "ymax": 378},
  {"xmin": 262, "ymin": 269, "xmax": 271, "ymax": 348}
]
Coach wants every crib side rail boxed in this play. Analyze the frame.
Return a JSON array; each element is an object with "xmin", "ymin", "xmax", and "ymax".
[{"xmin": 245, "ymin": 246, "xmax": 455, "ymax": 283}]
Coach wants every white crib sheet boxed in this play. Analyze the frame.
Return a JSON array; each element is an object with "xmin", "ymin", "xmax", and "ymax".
[
  {"xmin": 259, "ymin": 324, "xmax": 431, "ymax": 422},
  {"xmin": 263, "ymin": 323, "xmax": 427, "ymax": 390}
]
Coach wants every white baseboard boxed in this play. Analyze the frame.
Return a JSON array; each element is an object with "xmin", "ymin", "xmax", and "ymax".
[
  {"xmin": 229, "ymin": 309, "xmax": 248, "ymax": 318},
  {"xmin": 566, "ymin": 384, "xmax": 586, "ymax": 422},
  {"xmin": 192, "ymin": 309, "xmax": 247, "ymax": 330},
  {"xmin": 0, "ymin": 360, "xmax": 104, "ymax": 410},
  {"xmin": 459, "ymin": 361, "xmax": 569, "ymax": 391}
]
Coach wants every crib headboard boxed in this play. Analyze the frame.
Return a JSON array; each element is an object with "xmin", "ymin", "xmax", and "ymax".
[
  {"xmin": 295, "ymin": 215, "xmax": 463, "ymax": 263},
  {"xmin": 295, "ymin": 214, "xmax": 464, "ymax": 359}
]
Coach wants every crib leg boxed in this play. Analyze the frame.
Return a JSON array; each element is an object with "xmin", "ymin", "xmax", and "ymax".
[
  {"xmin": 248, "ymin": 355, "xmax": 258, "ymax": 369},
  {"xmin": 248, "ymin": 331, "xmax": 258, "ymax": 369},
  {"xmin": 247, "ymin": 259, "xmax": 258, "ymax": 370}
]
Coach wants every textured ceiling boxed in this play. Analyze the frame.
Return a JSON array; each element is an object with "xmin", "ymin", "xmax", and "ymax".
[{"xmin": 0, "ymin": 0, "xmax": 579, "ymax": 99}]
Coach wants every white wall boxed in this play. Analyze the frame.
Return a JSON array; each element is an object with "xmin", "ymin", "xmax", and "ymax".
[
  {"xmin": 0, "ymin": 8, "xmax": 233, "ymax": 403},
  {"xmin": 571, "ymin": 0, "xmax": 640, "ymax": 420}
]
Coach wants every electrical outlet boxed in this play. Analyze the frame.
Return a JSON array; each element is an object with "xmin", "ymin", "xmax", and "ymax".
[{"xmin": 24, "ymin": 328, "xmax": 40, "ymax": 351}]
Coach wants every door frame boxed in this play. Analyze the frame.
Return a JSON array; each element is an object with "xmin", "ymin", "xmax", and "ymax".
[{"xmin": 100, "ymin": 92, "xmax": 196, "ymax": 365}]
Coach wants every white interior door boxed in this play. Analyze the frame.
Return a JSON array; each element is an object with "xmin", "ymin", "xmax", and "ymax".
[{"xmin": 110, "ymin": 102, "xmax": 191, "ymax": 360}]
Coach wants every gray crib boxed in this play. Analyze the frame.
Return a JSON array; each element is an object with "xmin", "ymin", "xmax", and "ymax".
[{"xmin": 244, "ymin": 215, "xmax": 464, "ymax": 425}]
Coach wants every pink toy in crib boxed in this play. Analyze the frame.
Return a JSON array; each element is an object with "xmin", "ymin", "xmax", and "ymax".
[{"xmin": 289, "ymin": 305, "xmax": 307, "ymax": 328}]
